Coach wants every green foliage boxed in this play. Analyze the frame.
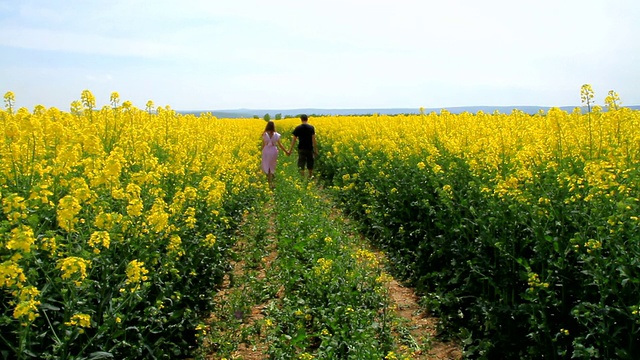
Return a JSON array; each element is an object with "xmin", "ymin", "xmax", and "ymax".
[{"xmin": 262, "ymin": 163, "xmax": 395, "ymax": 358}]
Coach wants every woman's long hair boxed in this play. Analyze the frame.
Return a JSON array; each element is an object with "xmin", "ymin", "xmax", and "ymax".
[{"xmin": 265, "ymin": 121, "xmax": 275, "ymax": 133}]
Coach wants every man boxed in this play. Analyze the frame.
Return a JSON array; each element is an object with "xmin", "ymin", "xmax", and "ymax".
[{"xmin": 288, "ymin": 114, "xmax": 318, "ymax": 178}]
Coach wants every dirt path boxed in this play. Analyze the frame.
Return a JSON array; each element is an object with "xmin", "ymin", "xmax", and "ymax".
[
  {"xmin": 203, "ymin": 200, "xmax": 276, "ymax": 359},
  {"xmin": 328, "ymin": 201, "xmax": 462, "ymax": 359},
  {"xmin": 226, "ymin": 204, "xmax": 277, "ymax": 360},
  {"xmin": 386, "ymin": 278, "xmax": 462, "ymax": 359}
]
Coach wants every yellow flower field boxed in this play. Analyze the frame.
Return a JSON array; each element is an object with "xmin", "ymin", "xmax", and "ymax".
[
  {"xmin": 313, "ymin": 93, "xmax": 640, "ymax": 358},
  {"xmin": 1, "ymin": 91, "xmax": 267, "ymax": 358},
  {"xmin": 2, "ymin": 87, "xmax": 639, "ymax": 359}
]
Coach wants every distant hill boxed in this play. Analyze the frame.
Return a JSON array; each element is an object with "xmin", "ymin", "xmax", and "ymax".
[{"xmin": 178, "ymin": 105, "xmax": 640, "ymax": 118}]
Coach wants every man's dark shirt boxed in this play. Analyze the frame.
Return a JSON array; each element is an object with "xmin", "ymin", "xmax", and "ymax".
[{"xmin": 293, "ymin": 123, "xmax": 315, "ymax": 150}]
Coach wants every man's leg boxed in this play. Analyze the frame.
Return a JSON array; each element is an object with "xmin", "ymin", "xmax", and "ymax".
[
  {"xmin": 297, "ymin": 150, "xmax": 306, "ymax": 176},
  {"xmin": 307, "ymin": 151, "xmax": 315, "ymax": 178}
]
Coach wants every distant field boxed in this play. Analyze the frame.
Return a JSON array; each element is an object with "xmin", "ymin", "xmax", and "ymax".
[{"xmin": 179, "ymin": 104, "xmax": 640, "ymax": 118}]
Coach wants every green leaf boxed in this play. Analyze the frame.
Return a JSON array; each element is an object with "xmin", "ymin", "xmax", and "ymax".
[
  {"xmin": 40, "ymin": 303, "xmax": 61, "ymax": 311},
  {"xmin": 88, "ymin": 352, "xmax": 114, "ymax": 359}
]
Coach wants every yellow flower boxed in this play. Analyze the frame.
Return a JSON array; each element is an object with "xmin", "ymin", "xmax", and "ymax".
[
  {"xmin": 3, "ymin": 194, "xmax": 28, "ymax": 224},
  {"xmin": 206, "ymin": 185, "xmax": 225, "ymax": 208},
  {"xmin": 103, "ymin": 148, "xmax": 125, "ymax": 180},
  {"xmin": 6, "ymin": 225, "xmax": 36, "ymax": 253},
  {"xmin": 39, "ymin": 236, "xmax": 59, "ymax": 254},
  {"xmin": 70, "ymin": 177, "xmax": 92, "ymax": 203},
  {"xmin": 94, "ymin": 212, "xmax": 123, "ymax": 231},
  {"xmin": 65, "ymin": 313, "xmax": 91, "ymax": 328},
  {"xmin": 127, "ymin": 198, "xmax": 144, "ymax": 217},
  {"xmin": 57, "ymin": 195, "xmax": 82, "ymax": 232},
  {"xmin": 202, "ymin": 234, "xmax": 217, "ymax": 248},
  {"xmin": 184, "ymin": 207, "xmax": 197, "ymax": 229},
  {"xmin": 442, "ymin": 184, "xmax": 453, "ymax": 198},
  {"xmin": 29, "ymin": 186, "xmax": 54, "ymax": 205},
  {"xmin": 146, "ymin": 199, "xmax": 169, "ymax": 233},
  {"xmin": 184, "ymin": 186, "xmax": 197, "ymax": 200},
  {"xmin": 57, "ymin": 257, "xmax": 91, "ymax": 286},
  {"xmin": 88, "ymin": 231, "xmax": 111, "ymax": 253},
  {"xmin": 376, "ymin": 272, "xmax": 393, "ymax": 284},
  {"xmin": 167, "ymin": 235, "xmax": 185, "ymax": 258},
  {"xmin": 351, "ymin": 249, "xmax": 379, "ymax": 267},
  {"xmin": 584, "ymin": 239, "xmax": 602, "ymax": 253},
  {"xmin": 0, "ymin": 260, "xmax": 27, "ymax": 288},
  {"xmin": 125, "ymin": 259, "xmax": 149, "ymax": 291},
  {"xmin": 12, "ymin": 286, "xmax": 41, "ymax": 322},
  {"xmin": 527, "ymin": 272, "xmax": 549, "ymax": 289},
  {"xmin": 385, "ymin": 351, "xmax": 398, "ymax": 360},
  {"xmin": 125, "ymin": 183, "xmax": 142, "ymax": 199},
  {"xmin": 111, "ymin": 187, "xmax": 126, "ymax": 200},
  {"xmin": 313, "ymin": 258, "xmax": 334, "ymax": 277}
]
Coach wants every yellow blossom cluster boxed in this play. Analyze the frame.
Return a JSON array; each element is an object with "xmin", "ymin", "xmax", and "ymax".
[
  {"xmin": 57, "ymin": 256, "xmax": 91, "ymax": 286},
  {"xmin": 584, "ymin": 239, "xmax": 602, "ymax": 253},
  {"xmin": 527, "ymin": 272, "xmax": 550, "ymax": 291},
  {"xmin": 313, "ymin": 258, "xmax": 334, "ymax": 280},
  {"xmin": 0, "ymin": 261, "xmax": 27, "ymax": 288},
  {"xmin": 12, "ymin": 286, "xmax": 41, "ymax": 323},
  {"xmin": 125, "ymin": 259, "xmax": 149, "ymax": 287},
  {"xmin": 65, "ymin": 313, "xmax": 91, "ymax": 328},
  {"xmin": 351, "ymin": 248, "xmax": 379, "ymax": 268},
  {"xmin": 88, "ymin": 231, "xmax": 111, "ymax": 254}
]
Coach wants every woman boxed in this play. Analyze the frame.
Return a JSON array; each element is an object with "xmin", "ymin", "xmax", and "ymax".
[{"xmin": 261, "ymin": 121, "xmax": 289, "ymax": 189}]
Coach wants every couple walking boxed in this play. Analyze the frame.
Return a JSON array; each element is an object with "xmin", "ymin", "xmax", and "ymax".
[{"xmin": 261, "ymin": 114, "xmax": 318, "ymax": 189}]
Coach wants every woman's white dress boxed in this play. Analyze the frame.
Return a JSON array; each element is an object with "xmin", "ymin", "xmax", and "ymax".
[{"xmin": 261, "ymin": 131, "xmax": 280, "ymax": 174}]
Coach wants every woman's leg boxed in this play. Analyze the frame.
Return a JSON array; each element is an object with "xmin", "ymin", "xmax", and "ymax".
[{"xmin": 267, "ymin": 171, "xmax": 274, "ymax": 189}]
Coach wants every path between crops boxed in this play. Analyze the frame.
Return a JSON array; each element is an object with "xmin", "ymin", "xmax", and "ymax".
[{"xmin": 203, "ymin": 174, "xmax": 461, "ymax": 359}]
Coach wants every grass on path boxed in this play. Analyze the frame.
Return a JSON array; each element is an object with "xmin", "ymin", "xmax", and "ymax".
[{"xmin": 201, "ymin": 160, "xmax": 461, "ymax": 359}]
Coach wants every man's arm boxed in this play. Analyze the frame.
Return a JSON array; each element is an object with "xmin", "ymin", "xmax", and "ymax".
[{"xmin": 312, "ymin": 134, "xmax": 318, "ymax": 156}]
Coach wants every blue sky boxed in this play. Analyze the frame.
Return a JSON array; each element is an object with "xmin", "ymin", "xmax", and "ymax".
[{"xmin": 1, "ymin": 0, "xmax": 639, "ymax": 111}]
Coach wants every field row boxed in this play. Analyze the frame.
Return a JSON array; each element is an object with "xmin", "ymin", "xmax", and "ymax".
[
  {"xmin": 1, "ymin": 93, "xmax": 267, "ymax": 359},
  {"xmin": 312, "ymin": 104, "xmax": 640, "ymax": 358}
]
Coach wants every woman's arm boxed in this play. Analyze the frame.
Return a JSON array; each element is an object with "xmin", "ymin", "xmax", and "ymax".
[
  {"xmin": 288, "ymin": 136, "xmax": 297, "ymax": 155},
  {"xmin": 277, "ymin": 140, "xmax": 290, "ymax": 155}
]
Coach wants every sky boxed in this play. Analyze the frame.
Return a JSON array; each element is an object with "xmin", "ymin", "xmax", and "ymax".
[{"xmin": 1, "ymin": 0, "xmax": 639, "ymax": 111}]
